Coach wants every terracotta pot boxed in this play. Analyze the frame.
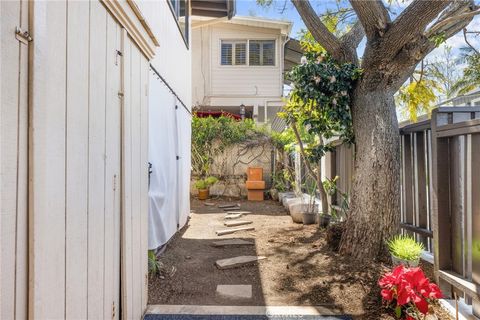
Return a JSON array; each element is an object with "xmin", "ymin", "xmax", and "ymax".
[
  {"xmin": 247, "ymin": 167, "xmax": 263, "ymax": 181},
  {"xmin": 198, "ymin": 189, "xmax": 209, "ymax": 200}
]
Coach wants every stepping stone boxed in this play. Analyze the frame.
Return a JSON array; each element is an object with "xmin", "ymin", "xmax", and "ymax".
[
  {"xmin": 226, "ymin": 210, "xmax": 251, "ymax": 215},
  {"xmin": 216, "ymin": 285, "xmax": 252, "ymax": 299},
  {"xmin": 224, "ymin": 213, "xmax": 244, "ymax": 220},
  {"xmin": 218, "ymin": 203, "xmax": 240, "ymax": 208},
  {"xmin": 204, "ymin": 202, "xmax": 216, "ymax": 206},
  {"xmin": 216, "ymin": 227, "xmax": 255, "ymax": 236},
  {"xmin": 211, "ymin": 239, "xmax": 254, "ymax": 247},
  {"xmin": 215, "ymin": 256, "xmax": 266, "ymax": 269},
  {"xmin": 224, "ymin": 207, "xmax": 241, "ymax": 211},
  {"xmin": 224, "ymin": 220, "xmax": 253, "ymax": 227}
]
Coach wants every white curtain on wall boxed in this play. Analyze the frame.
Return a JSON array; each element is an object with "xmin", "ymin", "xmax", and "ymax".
[{"xmin": 148, "ymin": 70, "xmax": 191, "ymax": 250}]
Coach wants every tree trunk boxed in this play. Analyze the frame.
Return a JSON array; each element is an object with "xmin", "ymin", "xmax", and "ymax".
[{"xmin": 339, "ymin": 87, "xmax": 401, "ymax": 261}]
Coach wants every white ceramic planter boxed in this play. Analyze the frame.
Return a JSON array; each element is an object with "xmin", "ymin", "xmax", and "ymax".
[
  {"xmin": 279, "ymin": 192, "xmax": 295, "ymax": 203},
  {"xmin": 289, "ymin": 203, "xmax": 319, "ymax": 224}
]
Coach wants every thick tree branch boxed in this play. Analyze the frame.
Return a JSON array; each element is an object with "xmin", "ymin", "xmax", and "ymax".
[
  {"xmin": 291, "ymin": 0, "xmax": 343, "ymax": 54},
  {"xmin": 388, "ymin": 1, "xmax": 478, "ymax": 90},
  {"xmin": 382, "ymin": 0, "xmax": 451, "ymax": 57},
  {"xmin": 291, "ymin": 0, "xmax": 358, "ymax": 63},
  {"xmin": 340, "ymin": 20, "xmax": 365, "ymax": 51},
  {"xmin": 463, "ymin": 28, "xmax": 479, "ymax": 54},
  {"xmin": 349, "ymin": 0, "xmax": 390, "ymax": 39}
]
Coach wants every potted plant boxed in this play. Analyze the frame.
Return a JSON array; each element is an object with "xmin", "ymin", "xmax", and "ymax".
[
  {"xmin": 319, "ymin": 177, "xmax": 339, "ymax": 228},
  {"xmin": 387, "ymin": 235, "xmax": 424, "ymax": 267},
  {"xmin": 194, "ymin": 176, "xmax": 218, "ymax": 200},
  {"xmin": 301, "ymin": 180, "xmax": 318, "ymax": 225}
]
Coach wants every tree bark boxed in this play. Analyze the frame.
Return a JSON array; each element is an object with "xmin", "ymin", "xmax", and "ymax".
[{"xmin": 339, "ymin": 86, "xmax": 401, "ymax": 260}]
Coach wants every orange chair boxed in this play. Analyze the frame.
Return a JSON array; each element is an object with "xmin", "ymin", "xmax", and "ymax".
[{"xmin": 246, "ymin": 167, "xmax": 265, "ymax": 201}]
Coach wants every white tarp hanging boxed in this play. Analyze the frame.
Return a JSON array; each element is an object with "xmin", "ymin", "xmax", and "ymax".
[{"xmin": 148, "ymin": 70, "xmax": 191, "ymax": 250}]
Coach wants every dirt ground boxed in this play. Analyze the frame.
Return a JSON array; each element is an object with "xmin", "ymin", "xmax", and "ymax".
[{"xmin": 148, "ymin": 197, "xmax": 451, "ymax": 319}]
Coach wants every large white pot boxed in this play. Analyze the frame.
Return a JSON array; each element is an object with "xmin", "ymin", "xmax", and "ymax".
[
  {"xmin": 289, "ymin": 203, "xmax": 319, "ymax": 224},
  {"xmin": 278, "ymin": 192, "xmax": 295, "ymax": 203},
  {"xmin": 284, "ymin": 197, "xmax": 303, "ymax": 208},
  {"xmin": 282, "ymin": 194, "xmax": 297, "ymax": 207}
]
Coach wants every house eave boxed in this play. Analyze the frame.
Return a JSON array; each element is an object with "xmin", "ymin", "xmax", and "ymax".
[{"xmin": 191, "ymin": 0, "xmax": 236, "ymax": 19}]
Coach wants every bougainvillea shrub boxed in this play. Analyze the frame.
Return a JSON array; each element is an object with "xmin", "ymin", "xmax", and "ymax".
[{"xmin": 378, "ymin": 265, "xmax": 443, "ymax": 319}]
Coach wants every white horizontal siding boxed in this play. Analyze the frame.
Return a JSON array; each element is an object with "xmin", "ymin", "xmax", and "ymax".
[{"xmin": 209, "ymin": 23, "xmax": 283, "ymax": 99}]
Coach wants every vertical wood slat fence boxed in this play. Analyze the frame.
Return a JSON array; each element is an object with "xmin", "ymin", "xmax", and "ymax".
[
  {"xmin": 400, "ymin": 117, "xmax": 434, "ymax": 253},
  {"xmin": 401, "ymin": 107, "xmax": 480, "ymax": 312},
  {"xmin": 430, "ymin": 107, "xmax": 480, "ymax": 314},
  {"xmin": 399, "ymin": 107, "xmax": 480, "ymax": 255}
]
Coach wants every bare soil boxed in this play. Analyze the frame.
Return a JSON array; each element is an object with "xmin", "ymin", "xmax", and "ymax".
[{"xmin": 148, "ymin": 197, "xmax": 451, "ymax": 319}]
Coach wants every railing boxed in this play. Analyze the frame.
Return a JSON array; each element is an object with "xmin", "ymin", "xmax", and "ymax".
[{"xmin": 429, "ymin": 108, "xmax": 480, "ymax": 312}]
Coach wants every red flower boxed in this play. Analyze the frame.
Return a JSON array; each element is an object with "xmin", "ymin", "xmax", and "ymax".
[{"xmin": 378, "ymin": 265, "xmax": 443, "ymax": 319}]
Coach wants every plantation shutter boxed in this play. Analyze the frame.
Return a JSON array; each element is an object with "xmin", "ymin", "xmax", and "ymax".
[
  {"xmin": 249, "ymin": 41, "xmax": 261, "ymax": 65},
  {"xmin": 221, "ymin": 42, "xmax": 232, "ymax": 65},
  {"xmin": 262, "ymin": 40, "xmax": 275, "ymax": 66},
  {"xmin": 235, "ymin": 43, "xmax": 246, "ymax": 65}
]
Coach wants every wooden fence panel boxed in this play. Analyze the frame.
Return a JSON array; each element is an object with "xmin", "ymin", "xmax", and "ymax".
[
  {"xmin": 87, "ymin": 3, "xmax": 108, "ymax": 317},
  {"xmin": 104, "ymin": 13, "xmax": 122, "ymax": 320},
  {"xmin": 121, "ymin": 30, "xmax": 134, "ymax": 320},
  {"xmin": 30, "ymin": 2, "xmax": 125, "ymax": 318},
  {"xmin": 402, "ymin": 134, "xmax": 414, "ymax": 234},
  {"xmin": 1, "ymin": 0, "xmax": 29, "ymax": 318},
  {"xmin": 29, "ymin": 1, "xmax": 67, "ymax": 318},
  {"xmin": 65, "ymin": 1, "xmax": 90, "ymax": 318},
  {"xmin": 450, "ymin": 136, "xmax": 466, "ymax": 280},
  {"xmin": 431, "ymin": 109, "xmax": 480, "ymax": 306},
  {"xmin": 140, "ymin": 57, "xmax": 150, "ymax": 314},
  {"xmin": 121, "ymin": 33, "xmax": 149, "ymax": 320},
  {"xmin": 414, "ymin": 132, "xmax": 428, "ymax": 246},
  {"xmin": 471, "ymin": 134, "xmax": 480, "ymax": 314}
]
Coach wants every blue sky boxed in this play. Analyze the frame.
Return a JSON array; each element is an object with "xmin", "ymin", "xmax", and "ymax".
[{"xmin": 234, "ymin": 0, "xmax": 480, "ymax": 62}]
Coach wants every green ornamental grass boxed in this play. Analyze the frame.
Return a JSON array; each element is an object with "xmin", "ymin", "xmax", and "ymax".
[{"xmin": 388, "ymin": 235, "xmax": 424, "ymax": 261}]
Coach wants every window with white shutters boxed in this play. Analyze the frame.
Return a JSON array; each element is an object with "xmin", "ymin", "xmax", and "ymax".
[
  {"xmin": 221, "ymin": 39, "xmax": 275, "ymax": 66},
  {"xmin": 221, "ymin": 42, "xmax": 233, "ymax": 65},
  {"xmin": 249, "ymin": 40, "xmax": 275, "ymax": 66},
  {"xmin": 221, "ymin": 40, "xmax": 247, "ymax": 65}
]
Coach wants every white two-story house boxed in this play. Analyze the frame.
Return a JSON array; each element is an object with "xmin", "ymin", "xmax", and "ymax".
[{"xmin": 192, "ymin": 16, "xmax": 292, "ymax": 128}]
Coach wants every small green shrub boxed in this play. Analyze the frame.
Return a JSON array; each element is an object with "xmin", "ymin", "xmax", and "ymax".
[
  {"xmin": 148, "ymin": 250, "xmax": 161, "ymax": 276},
  {"xmin": 388, "ymin": 235, "xmax": 424, "ymax": 261},
  {"xmin": 194, "ymin": 176, "xmax": 218, "ymax": 190}
]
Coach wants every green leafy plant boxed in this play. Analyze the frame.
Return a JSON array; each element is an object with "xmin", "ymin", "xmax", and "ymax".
[
  {"xmin": 388, "ymin": 235, "xmax": 424, "ymax": 261},
  {"xmin": 194, "ymin": 176, "xmax": 218, "ymax": 190},
  {"xmin": 280, "ymin": 51, "xmax": 361, "ymax": 215},
  {"xmin": 148, "ymin": 250, "xmax": 161, "ymax": 276},
  {"xmin": 191, "ymin": 116, "xmax": 272, "ymax": 177}
]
